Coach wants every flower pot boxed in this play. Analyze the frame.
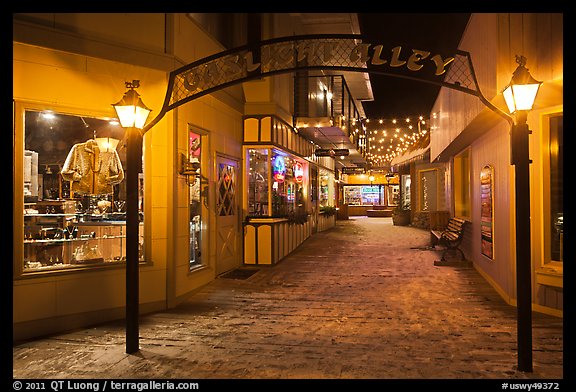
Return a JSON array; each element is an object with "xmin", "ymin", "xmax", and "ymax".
[{"xmin": 392, "ymin": 211, "xmax": 411, "ymax": 226}]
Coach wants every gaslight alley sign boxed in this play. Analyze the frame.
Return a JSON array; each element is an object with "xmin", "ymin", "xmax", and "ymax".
[
  {"xmin": 162, "ymin": 35, "xmax": 469, "ymax": 113},
  {"xmin": 143, "ymin": 34, "xmax": 504, "ymax": 135}
]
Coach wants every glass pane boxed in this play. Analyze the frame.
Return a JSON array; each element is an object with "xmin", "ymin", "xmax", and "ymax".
[
  {"xmin": 271, "ymin": 150, "xmax": 307, "ymax": 217},
  {"xmin": 319, "ymin": 168, "xmax": 334, "ymax": 207},
  {"xmin": 248, "ymin": 149, "xmax": 269, "ymax": 216},
  {"xmin": 23, "ymin": 109, "xmax": 139, "ymax": 272},
  {"xmin": 189, "ymin": 131, "xmax": 202, "ymax": 268},
  {"xmin": 343, "ymin": 186, "xmax": 362, "ymax": 206},
  {"xmin": 217, "ymin": 163, "xmax": 235, "ymax": 216},
  {"xmin": 550, "ymin": 115, "xmax": 563, "ymax": 262},
  {"xmin": 361, "ymin": 186, "xmax": 380, "ymax": 205},
  {"xmin": 387, "ymin": 184, "xmax": 400, "ymax": 207}
]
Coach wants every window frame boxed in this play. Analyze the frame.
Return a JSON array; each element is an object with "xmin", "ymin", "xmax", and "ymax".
[
  {"xmin": 14, "ymin": 101, "xmax": 149, "ymax": 278},
  {"xmin": 542, "ymin": 112, "xmax": 563, "ymax": 268},
  {"xmin": 453, "ymin": 147, "xmax": 472, "ymax": 220}
]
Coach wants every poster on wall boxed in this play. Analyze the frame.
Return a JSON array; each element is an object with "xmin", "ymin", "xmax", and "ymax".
[{"xmin": 480, "ymin": 165, "xmax": 494, "ymax": 259}]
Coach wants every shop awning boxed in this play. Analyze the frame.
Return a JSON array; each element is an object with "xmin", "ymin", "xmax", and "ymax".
[{"xmin": 391, "ymin": 145, "xmax": 430, "ymax": 168}]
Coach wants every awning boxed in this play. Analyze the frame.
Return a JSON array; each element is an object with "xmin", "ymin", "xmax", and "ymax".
[{"xmin": 390, "ymin": 146, "xmax": 430, "ymax": 167}]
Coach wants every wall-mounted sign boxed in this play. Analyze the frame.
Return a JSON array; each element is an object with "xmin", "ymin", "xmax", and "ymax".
[
  {"xmin": 315, "ymin": 148, "xmax": 349, "ymax": 157},
  {"xmin": 293, "ymin": 162, "xmax": 304, "ymax": 183},
  {"xmin": 480, "ymin": 165, "xmax": 494, "ymax": 259},
  {"xmin": 272, "ymin": 155, "xmax": 286, "ymax": 182},
  {"xmin": 341, "ymin": 167, "xmax": 366, "ymax": 175}
]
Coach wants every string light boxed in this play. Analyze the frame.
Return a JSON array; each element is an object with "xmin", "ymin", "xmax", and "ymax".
[{"xmin": 361, "ymin": 115, "xmax": 430, "ymax": 165}]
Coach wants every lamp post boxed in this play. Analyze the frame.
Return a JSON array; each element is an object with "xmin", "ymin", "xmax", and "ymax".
[
  {"xmin": 502, "ymin": 55, "xmax": 542, "ymax": 373},
  {"xmin": 112, "ymin": 80, "xmax": 152, "ymax": 354}
]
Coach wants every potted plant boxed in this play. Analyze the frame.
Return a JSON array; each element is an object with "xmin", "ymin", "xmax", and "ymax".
[{"xmin": 392, "ymin": 201, "xmax": 411, "ymax": 226}]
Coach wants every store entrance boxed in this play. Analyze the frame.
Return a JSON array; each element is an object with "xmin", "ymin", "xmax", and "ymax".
[{"xmin": 215, "ymin": 155, "xmax": 240, "ymax": 275}]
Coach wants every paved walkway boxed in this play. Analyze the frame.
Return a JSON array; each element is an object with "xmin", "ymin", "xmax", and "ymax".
[{"xmin": 13, "ymin": 217, "xmax": 563, "ymax": 380}]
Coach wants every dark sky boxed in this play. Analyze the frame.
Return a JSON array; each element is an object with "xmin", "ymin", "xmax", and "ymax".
[{"xmin": 357, "ymin": 13, "xmax": 471, "ymax": 119}]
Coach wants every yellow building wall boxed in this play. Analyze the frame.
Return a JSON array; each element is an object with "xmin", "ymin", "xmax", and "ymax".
[
  {"xmin": 12, "ymin": 42, "xmax": 169, "ymax": 338},
  {"xmin": 13, "ymin": 13, "xmax": 249, "ymax": 338}
]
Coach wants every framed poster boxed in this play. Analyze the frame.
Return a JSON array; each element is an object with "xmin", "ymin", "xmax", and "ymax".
[{"xmin": 480, "ymin": 165, "xmax": 494, "ymax": 259}]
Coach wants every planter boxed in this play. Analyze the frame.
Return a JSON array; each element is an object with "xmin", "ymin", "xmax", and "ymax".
[{"xmin": 392, "ymin": 211, "xmax": 411, "ymax": 226}]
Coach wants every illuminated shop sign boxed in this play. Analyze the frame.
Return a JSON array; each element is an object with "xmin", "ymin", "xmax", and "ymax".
[
  {"xmin": 293, "ymin": 162, "xmax": 304, "ymax": 183},
  {"xmin": 273, "ymin": 155, "xmax": 286, "ymax": 182}
]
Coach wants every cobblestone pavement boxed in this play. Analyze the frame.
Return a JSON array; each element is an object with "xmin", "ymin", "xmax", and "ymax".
[{"xmin": 13, "ymin": 217, "xmax": 564, "ymax": 382}]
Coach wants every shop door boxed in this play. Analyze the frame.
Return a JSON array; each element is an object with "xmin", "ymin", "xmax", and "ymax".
[{"xmin": 215, "ymin": 155, "xmax": 240, "ymax": 275}]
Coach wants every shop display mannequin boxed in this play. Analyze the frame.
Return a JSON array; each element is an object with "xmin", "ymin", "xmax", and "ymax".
[{"xmin": 61, "ymin": 139, "xmax": 124, "ymax": 195}]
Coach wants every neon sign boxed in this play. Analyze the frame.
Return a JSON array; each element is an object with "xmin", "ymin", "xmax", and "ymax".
[
  {"xmin": 294, "ymin": 162, "xmax": 304, "ymax": 183},
  {"xmin": 273, "ymin": 155, "xmax": 286, "ymax": 182}
]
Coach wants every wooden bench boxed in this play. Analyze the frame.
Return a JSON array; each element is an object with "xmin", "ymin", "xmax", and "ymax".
[{"xmin": 430, "ymin": 217, "xmax": 467, "ymax": 262}]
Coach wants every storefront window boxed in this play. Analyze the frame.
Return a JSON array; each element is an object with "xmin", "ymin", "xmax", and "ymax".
[
  {"xmin": 271, "ymin": 149, "xmax": 307, "ymax": 217},
  {"xmin": 319, "ymin": 168, "xmax": 334, "ymax": 207},
  {"xmin": 400, "ymin": 175, "xmax": 411, "ymax": 208},
  {"xmin": 22, "ymin": 109, "xmax": 143, "ymax": 272},
  {"xmin": 549, "ymin": 115, "xmax": 563, "ymax": 262},
  {"xmin": 343, "ymin": 186, "xmax": 362, "ymax": 206},
  {"xmin": 344, "ymin": 185, "xmax": 397, "ymax": 206},
  {"xmin": 247, "ymin": 149, "xmax": 269, "ymax": 216},
  {"xmin": 189, "ymin": 130, "xmax": 204, "ymax": 269}
]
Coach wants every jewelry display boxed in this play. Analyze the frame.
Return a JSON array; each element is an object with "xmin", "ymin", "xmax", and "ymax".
[
  {"xmin": 114, "ymin": 200, "xmax": 125, "ymax": 212},
  {"xmin": 65, "ymin": 224, "xmax": 75, "ymax": 239}
]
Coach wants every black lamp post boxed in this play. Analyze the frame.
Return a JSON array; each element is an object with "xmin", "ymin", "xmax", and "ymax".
[
  {"xmin": 112, "ymin": 80, "xmax": 152, "ymax": 354},
  {"xmin": 502, "ymin": 55, "xmax": 542, "ymax": 373}
]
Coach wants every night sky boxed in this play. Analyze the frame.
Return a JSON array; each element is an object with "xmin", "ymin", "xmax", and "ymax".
[{"xmin": 358, "ymin": 13, "xmax": 471, "ymax": 119}]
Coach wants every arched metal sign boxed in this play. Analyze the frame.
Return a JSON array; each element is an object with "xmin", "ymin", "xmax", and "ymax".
[{"xmin": 143, "ymin": 34, "xmax": 511, "ymax": 133}]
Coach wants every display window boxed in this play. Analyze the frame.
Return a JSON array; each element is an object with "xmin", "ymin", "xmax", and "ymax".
[
  {"xmin": 271, "ymin": 150, "xmax": 308, "ymax": 217},
  {"xmin": 21, "ymin": 108, "xmax": 144, "ymax": 273},
  {"xmin": 343, "ymin": 184, "xmax": 398, "ymax": 207},
  {"xmin": 319, "ymin": 168, "xmax": 335, "ymax": 207},
  {"xmin": 188, "ymin": 130, "xmax": 207, "ymax": 270},
  {"xmin": 247, "ymin": 148, "xmax": 269, "ymax": 216},
  {"xmin": 246, "ymin": 147, "xmax": 308, "ymax": 219}
]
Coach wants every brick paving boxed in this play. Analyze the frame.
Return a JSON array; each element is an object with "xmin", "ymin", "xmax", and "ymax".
[{"xmin": 12, "ymin": 217, "xmax": 564, "ymax": 381}]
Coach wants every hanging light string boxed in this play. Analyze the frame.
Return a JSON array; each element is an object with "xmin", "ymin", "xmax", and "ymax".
[{"xmin": 357, "ymin": 115, "xmax": 430, "ymax": 165}]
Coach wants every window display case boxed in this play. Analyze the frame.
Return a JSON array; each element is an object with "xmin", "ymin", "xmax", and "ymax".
[
  {"xmin": 246, "ymin": 147, "xmax": 308, "ymax": 219},
  {"xmin": 23, "ymin": 196, "xmax": 143, "ymax": 271},
  {"xmin": 20, "ymin": 109, "xmax": 144, "ymax": 274},
  {"xmin": 343, "ymin": 185, "xmax": 384, "ymax": 206},
  {"xmin": 319, "ymin": 168, "xmax": 335, "ymax": 207}
]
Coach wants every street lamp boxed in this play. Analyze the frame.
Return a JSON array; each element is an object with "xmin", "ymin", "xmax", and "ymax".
[
  {"xmin": 502, "ymin": 55, "xmax": 542, "ymax": 373},
  {"xmin": 112, "ymin": 80, "xmax": 152, "ymax": 354}
]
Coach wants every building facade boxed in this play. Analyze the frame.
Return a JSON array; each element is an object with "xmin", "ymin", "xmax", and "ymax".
[
  {"xmin": 429, "ymin": 13, "xmax": 563, "ymax": 316},
  {"xmin": 13, "ymin": 13, "xmax": 368, "ymax": 341}
]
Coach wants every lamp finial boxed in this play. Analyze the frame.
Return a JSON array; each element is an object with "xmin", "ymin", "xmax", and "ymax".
[{"xmin": 515, "ymin": 55, "xmax": 527, "ymax": 67}]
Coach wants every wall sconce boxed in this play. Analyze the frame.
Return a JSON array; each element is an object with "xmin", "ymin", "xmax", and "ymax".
[{"xmin": 179, "ymin": 152, "xmax": 200, "ymax": 185}]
